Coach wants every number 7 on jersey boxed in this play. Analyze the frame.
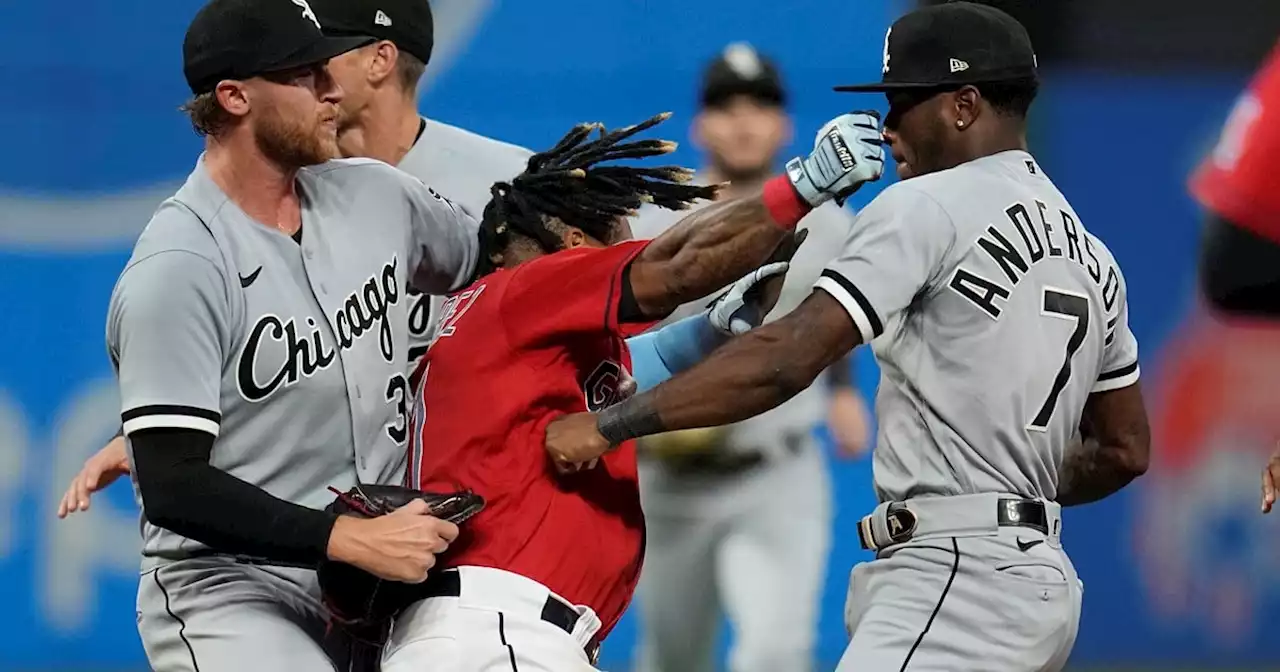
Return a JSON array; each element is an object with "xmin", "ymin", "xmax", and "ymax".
[{"xmin": 1028, "ymin": 286, "xmax": 1090, "ymax": 432}]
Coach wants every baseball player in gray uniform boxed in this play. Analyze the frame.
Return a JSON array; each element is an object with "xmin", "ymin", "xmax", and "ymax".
[
  {"xmin": 544, "ymin": 4, "xmax": 1152, "ymax": 671},
  {"xmin": 312, "ymin": 0, "xmax": 534, "ymax": 374},
  {"xmin": 58, "ymin": 0, "xmax": 532, "ymax": 518},
  {"xmin": 112, "ymin": 0, "xmax": 477, "ymax": 669},
  {"xmin": 629, "ymin": 43, "xmax": 869, "ymax": 672}
]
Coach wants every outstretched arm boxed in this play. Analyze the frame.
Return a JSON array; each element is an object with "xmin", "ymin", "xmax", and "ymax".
[
  {"xmin": 640, "ymin": 291, "xmax": 857, "ymax": 427},
  {"xmin": 626, "ymin": 314, "xmax": 725, "ymax": 393},
  {"xmin": 547, "ymin": 293, "xmax": 860, "ymax": 464},
  {"xmin": 545, "ymin": 176, "xmax": 959, "ymax": 469},
  {"xmin": 626, "ymin": 238, "xmax": 797, "ymax": 390},
  {"xmin": 624, "ymin": 112, "xmax": 884, "ymax": 320}
]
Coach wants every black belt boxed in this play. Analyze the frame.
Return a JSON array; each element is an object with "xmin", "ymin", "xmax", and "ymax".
[
  {"xmin": 997, "ymin": 498, "xmax": 1049, "ymax": 535},
  {"xmin": 857, "ymin": 498, "xmax": 1049, "ymax": 551},
  {"xmin": 422, "ymin": 570, "xmax": 601, "ymax": 664}
]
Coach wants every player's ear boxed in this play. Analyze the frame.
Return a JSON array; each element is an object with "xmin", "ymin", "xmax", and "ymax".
[
  {"xmin": 215, "ymin": 80, "xmax": 252, "ymax": 119},
  {"xmin": 367, "ymin": 40, "xmax": 398, "ymax": 86},
  {"xmin": 563, "ymin": 227, "xmax": 588, "ymax": 250},
  {"xmin": 953, "ymin": 85, "xmax": 981, "ymax": 129}
]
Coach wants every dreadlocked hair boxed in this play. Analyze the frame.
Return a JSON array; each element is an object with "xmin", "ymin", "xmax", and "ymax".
[{"xmin": 476, "ymin": 112, "xmax": 721, "ymax": 276}]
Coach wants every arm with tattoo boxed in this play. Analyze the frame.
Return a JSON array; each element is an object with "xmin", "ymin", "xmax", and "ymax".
[
  {"xmin": 625, "ymin": 180, "xmax": 806, "ymax": 320},
  {"xmin": 1056, "ymin": 384, "xmax": 1150, "ymax": 506},
  {"xmin": 624, "ymin": 109, "xmax": 886, "ymax": 320}
]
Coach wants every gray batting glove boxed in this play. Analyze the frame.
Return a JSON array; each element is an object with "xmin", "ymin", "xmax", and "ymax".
[
  {"xmin": 785, "ymin": 111, "xmax": 885, "ymax": 207},
  {"xmin": 707, "ymin": 261, "xmax": 791, "ymax": 336}
]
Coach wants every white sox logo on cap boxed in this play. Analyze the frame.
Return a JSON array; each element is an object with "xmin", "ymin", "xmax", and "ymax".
[
  {"xmin": 881, "ymin": 26, "xmax": 892, "ymax": 74},
  {"xmin": 291, "ymin": 0, "xmax": 321, "ymax": 29}
]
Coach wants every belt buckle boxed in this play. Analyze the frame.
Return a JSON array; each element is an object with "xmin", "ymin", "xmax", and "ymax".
[
  {"xmin": 586, "ymin": 639, "xmax": 601, "ymax": 666},
  {"xmin": 884, "ymin": 502, "xmax": 918, "ymax": 544}
]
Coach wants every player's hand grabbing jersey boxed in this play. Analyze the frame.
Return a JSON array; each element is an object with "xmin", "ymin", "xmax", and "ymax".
[
  {"xmin": 1192, "ymin": 44, "xmax": 1280, "ymax": 243},
  {"xmin": 108, "ymin": 157, "xmax": 479, "ymax": 559},
  {"xmin": 816, "ymin": 151, "xmax": 1139, "ymax": 502},
  {"xmin": 405, "ymin": 240, "xmax": 656, "ymax": 637}
]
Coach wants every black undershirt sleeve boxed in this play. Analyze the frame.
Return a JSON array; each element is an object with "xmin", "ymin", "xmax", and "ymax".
[
  {"xmin": 617, "ymin": 262, "xmax": 647, "ymax": 324},
  {"xmin": 130, "ymin": 427, "xmax": 338, "ymax": 566},
  {"xmin": 1199, "ymin": 213, "xmax": 1280, "ymax": 316}
]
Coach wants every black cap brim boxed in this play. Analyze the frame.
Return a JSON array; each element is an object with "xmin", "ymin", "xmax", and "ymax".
[
  {"xmin": 261, "ymin": 34, "xmax": 375, "ymax": 75},
  {"xmin": 833, "ymin": 82, "xmax": 947, "ymax": 93}
]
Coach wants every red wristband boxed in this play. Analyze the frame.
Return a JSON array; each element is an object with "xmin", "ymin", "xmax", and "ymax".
[{"xmin": 762, "ymin": 175, "xmax": 812, "ymax": 231}]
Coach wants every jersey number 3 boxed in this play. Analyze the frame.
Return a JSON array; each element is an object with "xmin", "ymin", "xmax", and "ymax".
[
  {"xmin": 1028, "ymin": 287, "xmax": 1089, "ymax": 432},
  {"xmin": 385, "ymin": 373, "xmax": 410, "ymax": 444}
]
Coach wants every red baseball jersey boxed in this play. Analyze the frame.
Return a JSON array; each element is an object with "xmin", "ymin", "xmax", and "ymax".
[
  {"xmin": 405, "ymin": 239, "xmax": 655, "ymax": 636},
  {"xmin": 1191, "ymin": 44, "xmax": 1280, "ymax": 242}
]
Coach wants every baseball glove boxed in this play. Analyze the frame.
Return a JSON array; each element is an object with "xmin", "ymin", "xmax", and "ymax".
[{"xmin": 317, "ymin": 484, "xmax": 484, "ymax": 644}]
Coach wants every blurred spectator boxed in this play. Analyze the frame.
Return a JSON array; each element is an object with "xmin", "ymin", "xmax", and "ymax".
[{"xmin": 629, "ymin": 42, "xmax": 871, "ymax": 672}]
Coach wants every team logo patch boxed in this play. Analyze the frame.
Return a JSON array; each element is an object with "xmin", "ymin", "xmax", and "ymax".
[
  {"xmin": 582, "ymin": 360, "xmax": 635, "ymax": 413},
  {"xmin": 884, "ymin": 503, "xmax": 918, "ymax": 544}
]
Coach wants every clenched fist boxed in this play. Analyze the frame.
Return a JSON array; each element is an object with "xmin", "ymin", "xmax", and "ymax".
[
  {"xmin": 786, "ymin": 110, "xmax": 885, "ymax": 207},
  {"xmin": 327, "ymin": 499, "xmax": 459, "ymax": 583}
]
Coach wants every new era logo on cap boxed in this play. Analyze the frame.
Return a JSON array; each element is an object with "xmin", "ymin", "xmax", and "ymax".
[
  {"xmin": 374, "ymin": 9, "xmax": 392, "ymax": 26},
  {"xmin": 834, "ymin": 2, "xmax": 1038, "ymax": 93}
]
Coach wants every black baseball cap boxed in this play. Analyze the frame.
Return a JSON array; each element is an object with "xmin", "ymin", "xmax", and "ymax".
[
  {"xmin": 699, "ymin": 42, "xmax": 787, "ymax": 109},
  {"xmin": 183, "ymin": 0, "xmax": 375, "ymax": 95},
  {"xmin": 834, "ymin": 1, "xmax": 1037, "ymax": 93},
  {"xmin": 309, "ymin": 0, "xmax": 435, "ymax": 66}
]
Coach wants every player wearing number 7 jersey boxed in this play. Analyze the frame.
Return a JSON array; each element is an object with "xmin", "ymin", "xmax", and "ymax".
[{"xmin": 545, "ymin": 4, "xmax": 1151, "ymax": 671}]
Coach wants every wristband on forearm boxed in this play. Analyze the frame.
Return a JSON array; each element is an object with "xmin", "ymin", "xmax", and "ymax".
[
  {"xmin": 596, "ymin": 396, "xmax": 667, "ymax": 446},
  {"xmin": 762, "ymin": 175, "xmax": 812, "ymax": 231}
]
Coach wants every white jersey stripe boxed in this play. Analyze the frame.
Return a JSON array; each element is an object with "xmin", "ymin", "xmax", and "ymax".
[
  {"xmin": 1092, "ymin": 362, "xmax": 1140, "ymax": 393},
  {"xmin": 122, "ymin": 414, "xmax": 220, "ymax": 437},
  {"xmin": 815, "ymin": 274, "xmax": 879, "ymax": 343}
]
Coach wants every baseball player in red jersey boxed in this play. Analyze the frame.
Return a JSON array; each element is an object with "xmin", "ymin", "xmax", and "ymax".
[
  {"xmin": 383, "ymin": 111, "xmax": 884, "ymax": 671},
  {"xmin": 1187, "ymin": 43, "xmax": 1280, "ymax": 512}
]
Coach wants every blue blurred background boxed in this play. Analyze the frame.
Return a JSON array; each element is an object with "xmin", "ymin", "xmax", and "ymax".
[{"xmin": 2, "ymin": 0, "xmax": 1279, "ymax": 669}]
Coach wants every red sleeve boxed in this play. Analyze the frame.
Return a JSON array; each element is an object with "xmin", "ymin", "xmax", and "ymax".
[
  {"xmin": 499, "ymin": 240, "xmax": 658, "ymax": 344},
  {"xmin": 1191, "ymin": 44, "xmax": 1280, "ymax": 242}
]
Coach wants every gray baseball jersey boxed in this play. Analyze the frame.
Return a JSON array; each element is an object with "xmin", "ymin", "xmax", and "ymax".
[
  {"xmin": 631, "ymin": 192, "xmax": 854, "ymax": 456},
  {"xmin": 107, "ymin": 154, "xmax": 479, "ymax": 563},
  {"xmin": 814, "ymin": 150, "xmax": 1140, "ymax": 503},
  {"xmin": 398, "ymin": 118, "xmax": 532, "ymax": 373}
]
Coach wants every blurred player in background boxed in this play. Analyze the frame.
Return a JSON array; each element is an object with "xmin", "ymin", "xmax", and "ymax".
[
  {"xmin": 58, "ymin": 0, "xmax": 533, "ymax": 517},
  {"xmin": 1188, "ymin": 42, "xmax": 1280, "ymax": 512},
  {"xmin": 629, "ymin": 43, "xmax": 870, "ymax": 672}
]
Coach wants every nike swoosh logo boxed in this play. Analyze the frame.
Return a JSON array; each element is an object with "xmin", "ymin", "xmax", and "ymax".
[
  {"xmin": 239, "ymin": 266, "xmax": 262, "ymax": 288},
  {"xmin": 1016, "ymin": 538, "xmax": 1044, "ymax": 552}
]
